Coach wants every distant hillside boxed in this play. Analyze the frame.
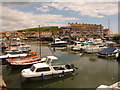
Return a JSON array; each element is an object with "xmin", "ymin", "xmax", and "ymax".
[{"xmin": 17, "ymin": 26, "xmax": 59, "ymax": 34}]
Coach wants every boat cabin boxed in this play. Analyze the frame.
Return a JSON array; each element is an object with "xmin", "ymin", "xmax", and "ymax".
[
  {"xmin": 30, "ymin": 63, "xmax": 50, "ymax": 72},
  {"xmin": 41, "ymin": 56, "xmax": 58, "ymax": 65},
  {"xmin": 54, "ymin": 38, "xmax": 67, "ymax": 44}
]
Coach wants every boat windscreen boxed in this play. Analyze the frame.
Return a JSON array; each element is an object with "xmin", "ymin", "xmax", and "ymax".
[
  {"xmin": 46, "ymin": 58, "xmax": 51, "ymax": 64},
  {"xmin": 30, "ymin": 66, "xmax": 35, "ymax": 72}
]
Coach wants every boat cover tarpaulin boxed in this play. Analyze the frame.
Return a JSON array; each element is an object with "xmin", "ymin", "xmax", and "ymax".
[{"xmin": 98, "ymin": 47, "xmax": 116, "ymax": 55}]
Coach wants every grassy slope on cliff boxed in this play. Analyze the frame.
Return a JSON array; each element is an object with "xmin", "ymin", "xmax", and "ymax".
[{"xmin": 17, "ymin": 26, "xmax": 58, "ymax": 34}]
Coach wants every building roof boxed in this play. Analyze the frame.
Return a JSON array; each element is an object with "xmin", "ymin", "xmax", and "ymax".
[
  {"xmin": 60, "ymin": 26, "xmax": 71, "ymax": 29},
  {"xmin": 108, "ymin": 34, "xmax": 120, "ymax": 37},
  {"xmin": 46, "ymin": 56, "xmax": 58, "ymax": 60},
  {"xmin": 60, "ymin": 23, "xmax": 103, "ymax": 30},
  {"xmin": 69, "ymin": 23, "xmax": 102, "ymax": 27},
  {"xmin": 60, "ymin": 26, "xmax": 102, "ymax": 29},
  {"xmin": 33, "ymin": 63, "xmax": 49, "ymax": 68}
]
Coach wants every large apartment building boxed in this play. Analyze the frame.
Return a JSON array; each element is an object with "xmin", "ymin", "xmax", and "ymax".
[{"xmin": 59, "ymin": 23, "xmax": 104, "ymax": 39}]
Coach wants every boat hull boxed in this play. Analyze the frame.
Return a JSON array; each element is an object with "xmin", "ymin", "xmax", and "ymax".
[
  {"xmin": 21, "ymin": 71, "xmax": 73, "ymax": 80},
  {"xmin": 50, "ymin": 43, "xmax": 67, "ymax": 47},
  {"xmin": 7, "ymin": 60, "xmax": 42, "ymax": 68},
  {"xmin": 97, "ymin": 53, "xmax": 116, "ymax": 58},
  {"xmin": 8, "ymin": 63, "xmax": 33, "ymax": 69}
]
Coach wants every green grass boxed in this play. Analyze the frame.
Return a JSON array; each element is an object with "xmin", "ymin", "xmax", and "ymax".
[{"xmin": 17, "ymin": 26, "xmax": 59, "ymax": 34}]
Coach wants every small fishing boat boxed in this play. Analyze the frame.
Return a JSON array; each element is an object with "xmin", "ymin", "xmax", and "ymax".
[
  {"xmin": 21, "ymin": 56, "xmax": 77, "ymax": 80},
  {"xmin": 6, "ymin": 51, "xmax": 41, "ymax": 66},
  {"xmin": 50, "ymin": 38, "xmax": 67, "ymax": 47},
  {"xmin": 98, "ymin": 47, "xmax": 119, "ymax": 57}
]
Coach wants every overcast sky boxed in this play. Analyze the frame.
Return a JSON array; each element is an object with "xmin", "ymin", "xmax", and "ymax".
[{"xmin": 1, "ymin": 1, "xmax": 119, "ymax": 34}]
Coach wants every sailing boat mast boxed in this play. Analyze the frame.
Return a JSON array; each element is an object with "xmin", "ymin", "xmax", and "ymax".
[
  {"xmin": 108, "ymin": 19, "xmax": 110, "ymax": 30},
  {"xmin": 38, "ymin": 25, "xmax": 41, "ymax": 58},
  {"xmin": 69, "ymin": 27, "xmax": 72, "ymax": 45},
  {"xmin": 108, "ymin": 19, "xmax": 111, "ymax": 36}
]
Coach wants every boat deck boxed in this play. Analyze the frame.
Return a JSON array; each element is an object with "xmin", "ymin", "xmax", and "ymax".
[{"xmin": 108, "ymin": 81, "xmax": 120, "ymax": 88}]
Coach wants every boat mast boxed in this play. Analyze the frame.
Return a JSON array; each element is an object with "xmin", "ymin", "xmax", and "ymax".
[
  {"xmin": 108, "ymin": 19, "xmax": 111, "ymax": 37},
  {"xmin": 69, "ymin": 27, "xmax": 72, "ymax": 45},
  {"xmin": 38, "ymin": 25, "xmax": 41, "ymax": 58}
]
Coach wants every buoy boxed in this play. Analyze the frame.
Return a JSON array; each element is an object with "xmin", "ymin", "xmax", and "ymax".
[
  {"xmin": 41, "ymin": 73, "xmax": 44, "ymax": 79},
  {"xmin": 59, "ymin": 75, "xmax": 62, "ymax": 77}
]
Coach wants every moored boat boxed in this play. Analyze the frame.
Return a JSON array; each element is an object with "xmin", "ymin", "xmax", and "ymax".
[
  {"xmin": 85, "ymin": 45, "xmax": 107, "ymax": 53},
  {"xmin": 96, "ymin": 81, "xmax": 120, "ymax": 90},
  {"xmin": 98, "ymin": 47, "xmax": 119, "ymax": 57},
  {"xmin": 0, "ymin": 50, "xmax": 28, "ymax": 60},
  {"xmin": 7, "ymin": 43, "xmax": 31, "ymax": 52},
  {"xmin": 69, "ymin": 41, "xmax": 87, "ymax": 51},
  {"xmin": 6, "ymin": 51, "xmax": 41, "ymax": 66},
  {"xmin": 21, "ymin": 56, "xmax": 77, "ymax": 80},
  {"xmin": 50, "ymin": 38, "xmax": 67, "ymax": 47}
]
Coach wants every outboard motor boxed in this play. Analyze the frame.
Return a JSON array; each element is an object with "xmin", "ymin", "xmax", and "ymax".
[
  {"xmin": 71, "ymin": 64, "xmax": 78, "ymax": 72},
  {"xmin": 117, "ymin": 52, "xmax": 120, "ymax": 61}
]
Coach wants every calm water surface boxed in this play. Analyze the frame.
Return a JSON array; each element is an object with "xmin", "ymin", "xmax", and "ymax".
[{"xmin": 1, "ymin": 41, "xmax": 119, "ymax": 88}]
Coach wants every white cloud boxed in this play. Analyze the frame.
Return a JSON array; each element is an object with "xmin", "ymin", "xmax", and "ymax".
[
  {"xmin": 37, "ymin": 2, "xmax": 118, "ymax": 18},
  {"xmin": 1, "ymin": 0, "xmax": 119, "ymax": 2},
  {"xmin": 37, "ymin": 6, "xmax": 50, "ymax": 12},
  {"xmin": 1, "ymin": 7, "xmax": 78, "ymax": 31},
  {"xmin": 2, "ymin": 2, "xmax": 31, "ymax": 7}
]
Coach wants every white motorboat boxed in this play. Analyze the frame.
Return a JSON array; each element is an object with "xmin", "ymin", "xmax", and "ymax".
[
  {"xmin": 71, "ymin": 41, "xmax": 87, "ymax": 51},
  {"xmin": 21, "ymin": 56, "xmax": 77, "ymax": 80},
  {"xmin": 93, "ymin": 39, "xmax": 103, "ymax": 45},
  {"xmin": 96, "ymin": 81, "xmax": 120, "ymax": 90},
  {"xmin": 6, "ymin": 51, "xmax": 41, "ymax": 66},
  {"xmin": 50, "ymin": 38, "xmax": 67, "ymax": 47},
  {"xmin": 85, "ymin": 45, "xmax": 107, "ymax": 53}
]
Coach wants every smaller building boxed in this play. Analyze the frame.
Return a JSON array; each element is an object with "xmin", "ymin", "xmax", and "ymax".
[
  {"xmin": 37, "ymin": 31, "xmax": 52, "ymax": 36},
  {"xmin": 103, "ymin": 29, "xmax": 110, "ymax": 37}
]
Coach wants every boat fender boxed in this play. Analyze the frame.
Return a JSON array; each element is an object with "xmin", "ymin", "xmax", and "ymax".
[
  {"xmin": 41, "ymin": 73, "xmax": 44, "ymax": 79},
  {"xmin": 52, "ymin": 73, "xmax": 54, "ymax": 78},
  {"xmin": 59, "ymin": 75, "xmax": 64, "ymax": 77}
]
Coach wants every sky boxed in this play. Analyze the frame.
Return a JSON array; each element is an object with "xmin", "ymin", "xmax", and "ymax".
[{"xmin": 1, "ymin": 1, "xmax": 119, "ymax": 34}]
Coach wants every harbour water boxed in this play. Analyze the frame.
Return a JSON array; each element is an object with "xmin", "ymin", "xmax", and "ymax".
[{"xmin": 1, "ymin": 41, "xmax": 119, "ymax": 89}]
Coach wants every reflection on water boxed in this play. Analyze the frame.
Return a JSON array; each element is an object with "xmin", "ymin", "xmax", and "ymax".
[
  {"xmin": 2, "ymin": 41, "xmax": 119, "ymax": 88},
  {"xmin": 21, "ymin": 74, "xmax": 78, "ymax": 88}
]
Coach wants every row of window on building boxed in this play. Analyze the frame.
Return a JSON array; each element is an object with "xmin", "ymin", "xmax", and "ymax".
[{"xmin": 59, "ymin": 23, "xmax": 109, "ymax": 38}]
